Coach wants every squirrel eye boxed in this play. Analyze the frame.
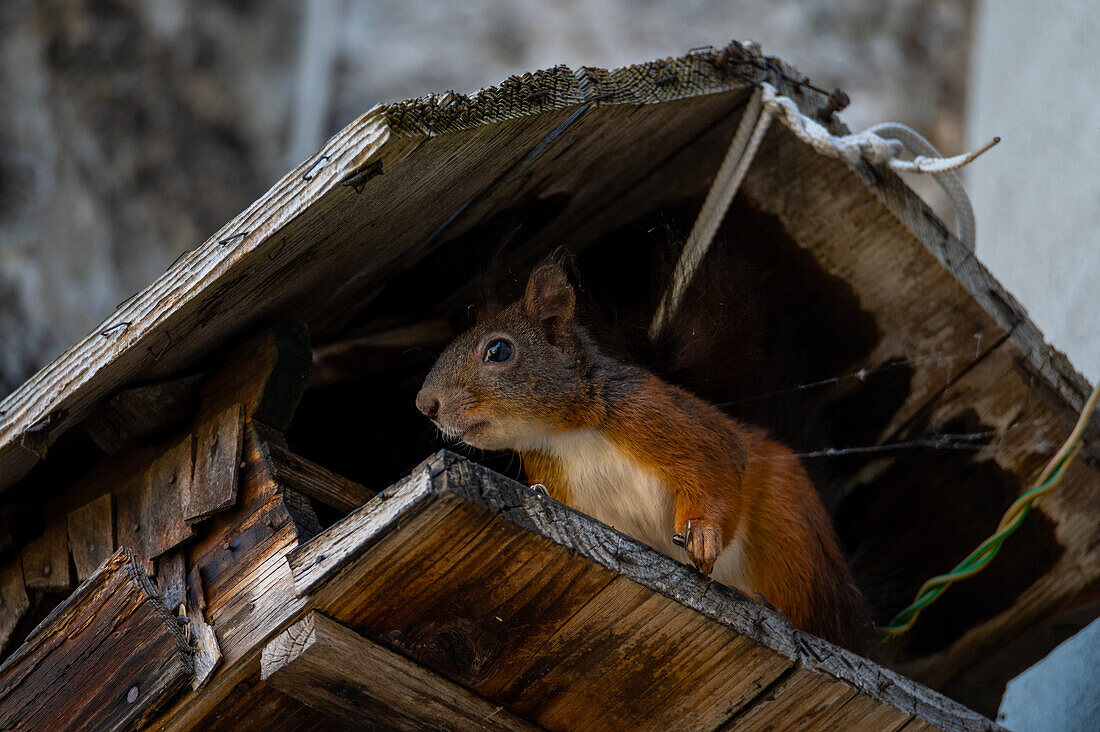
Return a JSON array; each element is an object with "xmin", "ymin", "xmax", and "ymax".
[{"xmin": 484, "ymin": 339, "xmax": 514, "ymax": 363}]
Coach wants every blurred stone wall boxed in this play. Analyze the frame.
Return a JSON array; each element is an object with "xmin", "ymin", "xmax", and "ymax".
[{"xmin": 0, "ymin": 0, "xmax": 973, "ymax": 396}]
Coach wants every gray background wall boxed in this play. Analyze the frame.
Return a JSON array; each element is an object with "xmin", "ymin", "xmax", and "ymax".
[
  {"xmin": 967, "ymin": 0, "xmax": 1099, "ymax": 383},
  {"xmin": 0, "ymin": 0, "xmax": 975, "ymax": 395}
]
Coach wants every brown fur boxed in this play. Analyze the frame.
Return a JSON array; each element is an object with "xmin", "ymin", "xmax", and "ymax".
[{"xmin": 416, "ymin": 263, "xmax": 871, "ymax": 649}]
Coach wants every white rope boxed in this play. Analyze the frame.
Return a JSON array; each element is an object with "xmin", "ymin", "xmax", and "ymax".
[
  {"xmin": 648, "ymin": 90, "xmax": 773, "ymax": 341},
  {"xmin": 648, "ymin": 82, "xmax": 1000, "ymax": 341}
]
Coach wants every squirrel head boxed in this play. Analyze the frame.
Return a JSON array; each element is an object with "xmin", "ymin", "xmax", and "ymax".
[{"xmin": 416, "ymin": 262, "xmax": 594, "ymax": 451}]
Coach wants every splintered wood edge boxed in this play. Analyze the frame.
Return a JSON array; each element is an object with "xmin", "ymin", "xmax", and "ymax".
[
  {"xmin": 0, "ymin": 547, "xmax": 190, "ymax": 677},
  {"xmin": 289, "ymin": 451, "xmax": 999, "ymax": 732}
]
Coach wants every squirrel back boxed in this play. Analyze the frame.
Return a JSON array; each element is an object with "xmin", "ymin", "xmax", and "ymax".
[{"xmin": 416, "ymin": 262, "xmax": 871, "ymax": 649}]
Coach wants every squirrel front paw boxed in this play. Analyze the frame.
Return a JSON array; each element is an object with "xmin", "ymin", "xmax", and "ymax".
[{"xmin": 674, "ymin": 519, "xmax": 722, "ymax": 575}]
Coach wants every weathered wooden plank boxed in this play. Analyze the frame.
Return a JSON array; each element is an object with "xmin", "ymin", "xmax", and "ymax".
[
  {"xmin": 83, "ymin": 374, "xmax": 202, "ymax": 454},
  {"xmin": 291, "ymin": 451, "xmax": 998, "ymax": 732},
  {"xmin": 505, "ymin": 576, "xmax": 791, "ymax": 731},
  {"xmin": 67, "ymin": 493, "xmax": 115, "ymax": 581},
  {"xmin": 157, "ymin": 551, "xmax": 188, "ymax": 614},
  {"xmin": 718, "ymin": 667, "xmax": 856, "ymax": 731},
  {"xmin": 187, "ymin": 605, "xmax": 221, "ymax": 692},
  {"xmin": 187, "ymin": 403, "xmax": 244, "ymax": 521},
  {"xmin": 0, "ymin": 559, "xmax": 29, "ymax": 654},
  {"xmin": 261, "ymin": 611, "xmax": 539, "ymax": 731},
  {"xmin": 153, "ymin": 549, "xmax": 224, "ymax": 691},
  {"xmin": 21, "ymin": 522, "xmax": 70, "ymax": 593},
  {"xmin": 262, "ymin": 439, "xmax": 374, "ymax": 514},
  {"xmin": 149, "ymin": 416, "xmax": 319, "ymax": 730},
  {"xmin": 876, "ymin": 337, "xmax": 1100, "ymax": 695},
  {"xmin": 0, "ymin": 548, "xmax": 191, "ymax": 731},
  {"xmin": 815, "ymin": 692, "xmax": 912, "ymax": 732},
  {"xmin": 117, "ymin": 435, "xmax": 194, "ymax": 563}
]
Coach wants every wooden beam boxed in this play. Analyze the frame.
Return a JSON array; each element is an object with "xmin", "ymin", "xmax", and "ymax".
[
  {"xmin": 67, "ymin": 493, "xmax": 115, "ymax": 581},
  {"xmin": 0, "ymin": 548, "xmax": 191, "ymax": 731},
  {"xmin": 82, "ymin": 375, "xmax": 202, "ymax": 455},
  {"xmin": 262, "ymin": 439, "xmax": 374, "ymax": 513},
  {"xmin": 261, "ymin": 611, "xmax": 538, "ymax": 731}
]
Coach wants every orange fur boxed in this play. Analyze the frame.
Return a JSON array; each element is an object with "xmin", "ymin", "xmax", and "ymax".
[{"xmin": 417, "ymin": 263, "xmax": 871, "ymax": 649}]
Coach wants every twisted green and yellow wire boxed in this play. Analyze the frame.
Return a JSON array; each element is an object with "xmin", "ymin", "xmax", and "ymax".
[{"xmin": 879, "ymin": 381, "xmax": 1100, "ymax": 639}]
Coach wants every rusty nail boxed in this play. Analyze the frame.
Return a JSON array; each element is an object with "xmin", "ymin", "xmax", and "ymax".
[
  {"xmin": 127, "ymin": 686, "xmax": 139, "ymax": 704},
  {"xmin": 240, "ymin": 461, "xmax": 246, "ymax": 469},
  {"xmin": 42, "ymin": 564, "xmax": 51, "ymax": 576},
  {"xmin": 223, "ymin": 541, "xmax": 233, "ymax": 552}
]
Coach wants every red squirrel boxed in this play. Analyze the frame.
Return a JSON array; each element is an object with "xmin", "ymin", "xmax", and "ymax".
[{"xmin": 415, "ymin": 262, "xmax": 870, "ymax": 648}]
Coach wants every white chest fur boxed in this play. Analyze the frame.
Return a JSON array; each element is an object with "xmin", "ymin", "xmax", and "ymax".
[{"xmin": 531, "ymin": 429, "xmax": 749, "ymax": 593}]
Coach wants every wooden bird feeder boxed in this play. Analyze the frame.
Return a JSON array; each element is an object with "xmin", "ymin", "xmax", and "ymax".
[{"xmin": 0, "ymin": 42, "xmax": 1096, "ymax": 730}]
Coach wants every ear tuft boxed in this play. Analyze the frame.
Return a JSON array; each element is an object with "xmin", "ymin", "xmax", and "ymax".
[{"xmin": 523, "ymin": 263, "xmax": 575, "ymax": 326}]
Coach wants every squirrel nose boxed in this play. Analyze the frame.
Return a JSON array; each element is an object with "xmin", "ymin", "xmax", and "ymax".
[{"xmin": 416, "ymin": 391, "xmax": 440, "ymax": 419}]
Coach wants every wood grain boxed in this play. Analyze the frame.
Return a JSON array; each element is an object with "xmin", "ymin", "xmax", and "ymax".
[
  {"xmin": 0, "ymin": 548, "xmax": 191, "ymax": 731},
  {"xmin": 83, "ymin": 375, "xmax": 202, "ymax": 455},
  {"xmin": 67, "ymin": 493, "xmax": 115, "ymax": 581},
  {"xmin": 0, "ymin": 560, "xmax": 29, "ymax": 654},
  {"xmin": 187, "ymin": 404, "xmax": 244, "ymax": 522},
  {"xmin": 21, "ymin": 522, "xmax": 70, "ymax": 593},
  {"xmin": 117, "ymin": 435, "xmax": 194, "ymax": 562},
  {"xmin": 288, "ymin": 451, "xmax": 998, "ymax": 732},
  {"xmin": 261, "ymin": 611, "xmax": 539, "ymax": 731}
]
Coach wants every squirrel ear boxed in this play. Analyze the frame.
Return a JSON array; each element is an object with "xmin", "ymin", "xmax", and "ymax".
[{"xmin": 523, "ymin": 263, "xmax": 575, "ymax": 328}]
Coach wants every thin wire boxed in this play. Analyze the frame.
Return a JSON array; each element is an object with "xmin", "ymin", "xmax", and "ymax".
[
  {"xmin": 716, "ymin": 352, "xmax": 967, "ymax": 408},
  {"xmin": 879, "ymin": 380, "xmax": 1100, "ymax": 639}
]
